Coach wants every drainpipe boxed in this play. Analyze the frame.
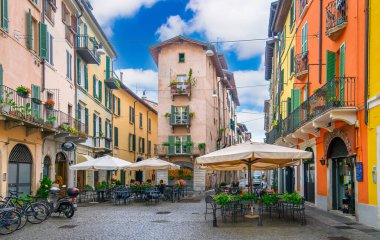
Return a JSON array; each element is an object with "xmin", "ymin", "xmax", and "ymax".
[
  {"xmin": 133, "ymin": 100, "xmax": 138, "ymax": 162},
  {"xmin": 364, "ymin": 0, "xmax": 370, "ymax": 125},
  {"xmin": 318, "ymin": 0, "xmax": 323, "ymax": 84},
  {"xmin": 41, "ymin": 0, "xmax": 46, "ymax": 91},
  {"xmin": 146, "ymin": 110, "xmax": 151, "ymax": 157}
]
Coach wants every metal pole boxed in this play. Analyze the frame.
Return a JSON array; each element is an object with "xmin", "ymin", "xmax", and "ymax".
[{"xmin": 247, "ymin": 161, "xmax": 252, "ymax": 194}]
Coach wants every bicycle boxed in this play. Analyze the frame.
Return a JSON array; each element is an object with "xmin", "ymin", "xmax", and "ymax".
[{"xmin": 0, "ymin": 207, "xmax": 21, "ymax": 235}]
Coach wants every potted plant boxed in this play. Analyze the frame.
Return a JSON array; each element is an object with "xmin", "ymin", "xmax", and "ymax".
[
  {"xmin": 185, "ymin": 174, "xmax": 192, "ymax": 180},
  {"xmin": 329, "ymin": 96, "xmax": 340, "ymax": 107},
  {"xmin": 271, "ymin": 120, "xmax": 278, "ymax": 127},
  {"xmin": 189, "ymin": 112, "xmax": 195, "ymax": 118},
  {"xmin": 213, "ymin": 193, "xmax": 233, "ymax": 206},
  {"xmin": 44, "ymin": 99, "xmax": 55, "ymax": 110},
  {"xmin": 164, "ymin": 112, "xmax": 170, "ymax": 118},
  {"xmin": 175, "ymin": 141, "xmax": 182, "ymax": 147},
  {"xmin": 36, "ymin": 176, "xmax": 52, "ymax": 199},
  {"xmin": 32, "ymin": 98, "xmax": 42, "ymax": 105},
  {"xmin": 168, "ymin": 176, "xmax": 175, "ymax": 181},
  {"xmin": 78, "ymin": 131, "xmax": 87, "ymax": 138},
  {"xmin": 45, "ymin": 115, "xmax": 57, "ymax": 128},
  {"xmin": 59, "ymin": 124, "xmax": 69, "ymax": 132},
  {"xmin": 115, "ymin": 180, "xmax": 122, "ymax": 186},
  {"xmin": 185, "ymin": 141, "xmax": 193, "ymax": 147},
  {"xmin": 220, "ymin": 128, "xmax": 226, "ymax": 133},
  {"xmin": 0, "ymin": 91, "xmax": 15, "ymax": 113},
  {"xmin": 68, "ymin": 126, "xmax": 79, "ymax": 135},
  {"xmin": 16, "ymin": 85, "xmax": 31, "ymax": 98},
  {"xmin": 162, "ymin": 142, "xmax": 171, "ymax": 147}
]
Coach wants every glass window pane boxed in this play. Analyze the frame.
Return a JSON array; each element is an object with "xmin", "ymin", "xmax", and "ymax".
[
  {"xmin": 8, "ymin": 163, "xmax": 17, "ymax": 183},
  {"xmin": 18, "ymin": 164, "xmax": 31, "ymax": 184}
]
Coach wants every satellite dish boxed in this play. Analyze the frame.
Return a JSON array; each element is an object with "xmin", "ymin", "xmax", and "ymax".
[{"xmin": 205, "ymin": 49, "xmax": 214, "ymax": 57}]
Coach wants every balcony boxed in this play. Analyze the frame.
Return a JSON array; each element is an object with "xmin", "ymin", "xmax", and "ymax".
[
  {"xmin": 170, "ymin": 82, "xmax": 191, "ymax": 100},
  {"xmin": 170, "ymin": 113, "xmax": 191, "ymax": 132},
  {"xmin": 65, "ymin": 26, "xmax": 74, "ymax": 46},
  {"xmin": 326, "ymin": 0, "xmax": 348, "ymax": 40},
  {"xmin": 76, "ymin": 35, "xmax": 101, "ymax": 64},
  {"xmin": 265, "ymin": 124, "xmax": 282, "ymax": 144},
  {"xmin": 295, "ymin": 51, "xmax": 308, "ymax": 79},
  {"xmin": 282, "ymin": 77, "xmax": 356, "ymax": 144},
  {"xmin": 93, "ymin": 136, "xmax": 112, "ymax": 151},
  {"xmin": 55, "ymin": 111, "xmax": 87, "ymax": 142},
  {"xmin": 154, "ymin": 143, "xmax": 203, "ymax": 158},
  {"xmin": 104, "ymin": 77, "xmax": 121, "ymax": 90}
]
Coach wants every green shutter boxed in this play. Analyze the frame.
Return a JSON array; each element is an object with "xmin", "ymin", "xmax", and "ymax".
[
  {"xmin": 291, "ymin": 88, "xmax": 301, "ymax": 127},
  {"xmin": 39, "ymin": 22, "xmax": 48, "ymax": 60},
  {"xmin": 99, "ymin": 81, "xmax": 102, "ymax": 102},
  {"xmin": 339, "ymin": 44, "xmax": 346, "ymax": 105},
  {"xmin": 31, "ymin": 85, "xmax": 40, "ymax": 118},
  {"xmin": 117, "ymin": 98, "xmax": 120, "ymax": 115},
  {"xmin": 168, "ymin": 136, "xmax": 175, "ymax": 155},
  {"xmin": 326, "ymin": 50, "xmax": 336, "ymax": 106},
  {"xmin": 99, "ymin": 117, "xmax": 102, "ymax": 136},
  {"xmin": 0, "ymin": 64, "xmax": 3, "ymax": 87},
  {"xmin": 83, "ymin": 23, "xmax": 87, "ymax": 35},
  {"xmin": 106, "ymin": 56, "xmax": 110, "ymax": 79},
  {"xmin": 27, "ymin": 9, "xmax": 33, "ymax": 50},
  {"xmin": 84, "ymin": 65, "xmax": 88, "ymax": 90},
  {"xmin": 287, "ymin": 97, "xmax": 291, "ymax": 115},
  {"xmin": 85, "ymin": 108, "xmax": 89, "ymax": 134},
  {"xmin": 1, "ymin": 0, "xmax": 8, "ymax": 31},
  {"xmin": 133, "ymin": 134, "xmax": 136, "ymax": 151},
  {"xmin": 93, "ymin": 75, "xmax": 96, "ymax": 97},
  {"xmin": 77, "ymin": 58, "xmax": 81, "ymax": 84},
  {"xmin": 105, "ymin": 121, "xmax": 108, "ymax": 139},
  {"xmin": 186, "ymin": 135, "xmax": 192, "ymax": 154},
  {"xmin": 93, "ymin": 113, "xmax": 96, "ymax": 137},
  {"xmin": 170, "ymin": 106, "xmax": 175, "ymax": 125},
  {"xmin": 105, "ymin": 86, "xmax": 108, "ymax": 108},
  {"xmin": 77, "ymin": 103, "xmax": 81, "ymax": 121},
  {"xmin": 186, "ymin": 106, "xmax": 190, "ymax": 124},
  {"xmin": 114, "ymin": 127, "xmax": 118, "ymax": 147},
  {"xmin": 290, "ymin": 47, "xmax": 294, "ymax": 74}
]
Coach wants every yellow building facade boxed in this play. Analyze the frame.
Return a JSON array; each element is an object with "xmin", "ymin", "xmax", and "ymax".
[
  {"xmin": 367, "ymin": 0, "xmax": 380, "ymax": 207},
  {"xmin": 112, "ymin": 83, "xmax": 158, "ymax": 184}
]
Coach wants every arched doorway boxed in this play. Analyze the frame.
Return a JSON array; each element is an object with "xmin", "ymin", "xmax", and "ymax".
[
  {"xmin": 135, "ymin": 157, "xmax": 143, "ymax": 182},
  {"xmin": 55, "ymin": 152, "xmax": 68, "ymax": 186},
  {"xmin": 303, "ymin": 147, "xmax": 315, "ymax": 203},
  {"xmin": 327, "ymin": 137, "xmax": 355, "ymax": 214},
  {"xmin": 43, "ymin": 156, "xmax": 51, "ymax": 178},
  {"xmin": 8, "ymin": 144, "xmax": 33, "ymax": 195}
]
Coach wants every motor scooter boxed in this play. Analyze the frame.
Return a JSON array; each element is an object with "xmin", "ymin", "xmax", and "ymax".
[{"xmin": 46, "ymin": 186, "xmax": 79, "ymax": 218}]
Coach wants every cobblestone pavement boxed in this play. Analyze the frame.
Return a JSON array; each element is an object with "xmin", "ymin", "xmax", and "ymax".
[{"xmin": 4, "ymin": 197, "xmax": 380, "ymax": 240}]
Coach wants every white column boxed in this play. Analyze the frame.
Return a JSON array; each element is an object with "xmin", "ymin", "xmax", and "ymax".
[{"xmin": 193, "ymin": 169, "xmax": 206, "ymax": 192}]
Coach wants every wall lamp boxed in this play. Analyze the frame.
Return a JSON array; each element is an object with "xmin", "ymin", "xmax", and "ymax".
[{"xmin": 319, "ymin": 157, "xmax": 328, "ymax": 167}]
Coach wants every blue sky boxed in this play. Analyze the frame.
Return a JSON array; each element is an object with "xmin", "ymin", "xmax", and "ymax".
[{"xmin": 89, "ymin": 0, "xmax": 272, "ymax": 141}]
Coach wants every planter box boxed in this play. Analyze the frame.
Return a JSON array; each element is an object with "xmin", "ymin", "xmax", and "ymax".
[
  {"xmin": 17, "ymin": 92, "xmax": 29, "ymax": 98},
  {"xmin": 32, "ymin": 98, "xmax": 42, "ymax": 105}
]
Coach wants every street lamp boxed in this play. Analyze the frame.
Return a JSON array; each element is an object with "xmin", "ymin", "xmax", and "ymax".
[{"xmin": 205, "ymin": 44, "xmax": 214, "ymax": 57}]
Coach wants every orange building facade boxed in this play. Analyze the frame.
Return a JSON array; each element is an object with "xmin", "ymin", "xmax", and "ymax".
[{"xmin": 265, "ymin": 0, "xmax": 369, "ymax": 224}]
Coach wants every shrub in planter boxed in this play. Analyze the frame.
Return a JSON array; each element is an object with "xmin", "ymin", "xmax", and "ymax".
[
  {"xmin": 84, "ymin": 184, "xmax": 93, "ymax": 191},
  {"xmin": 115, "ymin": 180, "xmax": 122, "ymax": 186},
  {"xmin": 16, "ymin": 85, "xmax": 31, "ymax": 98},
  {"xmin": 168, "ymin": 176, "xmax": 175, "ymax": 181},
  {"xmin": 213, "ymin": 193, "xmax": 233, "ymax": 206},
  {"xmin": 162, "ymin": 142, "xmax": 170, "ymax": 147},
  {"xmin": 283, "ymin": 192, "xmax": 302, "ymax": 204},
  {"xmin": 185, "ymin": 174, "xmax": 192, "ymax": 180},
  {"xmin": 36, "ymin": 176, "xmax": 53, "ymax": 199}
]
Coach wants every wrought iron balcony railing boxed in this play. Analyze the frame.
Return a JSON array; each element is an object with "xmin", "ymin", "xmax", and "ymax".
[
  {"xmin": 170, "ymin": 82, "xmax": 191, "ymax": 100},
  {"xmin": 299, "ymin": 0, "xmax": 309, "ymax": 16},
  {"xmin": 282, "ymin": 77, "xmax": 355, "ymax": 136},
  {"xmin": 154, "ymin": 143, "xmax": 204, "ymax": 157},
  {"xmin": 94, "ymin": 136, "xmax": 112, "ymax": 149},
  {"xmin": 326, "ymin": 0, "xmax": 348, "ymax": 38},
  {"xmin": 170, "ymin": 114, "xmax": 191, "ymax": 126},
  {"xmin": 76, "ymin": 35, "xmax": 101, "ymax": 64},
  {"xmin": 295, "ymin": 51, "xmax": 308, "ymax": 79},
  {"xmin": 265, "ymin": 124, "xmax": 281, "ymax": 144},
  {"xmin": 65, "ymin": 26, "xmax": 74, "ymax": 46}
]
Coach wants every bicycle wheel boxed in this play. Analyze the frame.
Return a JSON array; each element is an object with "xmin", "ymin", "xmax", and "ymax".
[
  {"xmin": 13, "ymin": 208, "xmax": 27, "ymax": 230},
  {"xmin": 64, "ymin": 204, "xmax": 74, "ymax": 218},
  {"xmin": 26, "ymin": 203, "xmax": 48, "ymax": 224},
  {"xmin": 0, "ymin": 210, "xmax": 21, "ymax": 235}
]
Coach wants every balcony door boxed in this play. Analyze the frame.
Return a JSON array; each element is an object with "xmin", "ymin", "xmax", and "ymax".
[{"xmin": 177, "ymin": 75, "xmax": 187, "ymax": 91}]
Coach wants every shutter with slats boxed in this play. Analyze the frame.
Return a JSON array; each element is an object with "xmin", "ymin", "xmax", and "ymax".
[
  {"xmin": 27, "ymin": 9, "xmax": 33, "ymax": 50},
  {"xmin": 133, "ymin": 134, "xmax": 136, "ymax": 151},
  {"xmin": 291, "ymin": 89, "xmax": 301, "ymax": 128},
  {"xmin": 186, "ymin": 135, "xmax": 192, "ymax": 154},
  {"xmin": 93, "ymin": 75, "xmax": 96, "ymax": 97},
  {"xmin": 84, "ymin": 65, "xmax": 88, "ymax": 90},
  {"xmin": 326, "ymin": 50, "xmax": 336, "ymax": 106},
  {"xmin": 105, "ymin": 121, "xmax": 108, "ymax": 139},
  {"xmin": 99, "ymin": 117, "xmax": 102, "ymax": 137},
  {"xmin": 168, "ymin": 136, "xmax": 174, "ymax": 155},
  {"xmin": 170, "ymin": 106, "xmax": 175, "ymax": 125},
  {"xmin": 106, "ymin": 56, "xmax": 110, "ymax": 79},
  {"xmin": 339, "ymin": 44, "xmax": 345, "ymax": 106},
  {"xmin": 185, "ymin": 106, "xmax": 190, "ymax": 124},
  {"xmin": 85, "ymin": 108, "xmax": 89, "ymax": 134},
  {"xmin": 77, "ymin": 103, "xmax": 81, "ymax": 122},
  {"xmin": 105, "ymin": 86, "xmax": 108, "ymax": 108},
  {"xmin": 93, "ymin": 113, "xmax": 96, "ymax": 137},
  {"xmin": 117, "ymin": 98, "xmax": 120, "ymax": 115},
  {"xmin": 77, "ymin": 58, "xmax": 81, "ymax": 85},
  {"xmin": 39, "ymin": 22, "xmax": 48, "ymax": 60},
  {"xmin": 99, "ymin": 81, "xmax": 102, "ymax": 102},
  {"xmin": 1, "ymin": 0, "xmax": 8, "ymax": 31},
  {"xmin": 31, "ymin": 85, "xmax": 40, "ymax": 118},
  {"xmin": 0, "ymin": 64, "xmax": 3, "ymax": 87},
  {"xmin": 114, "ymin": 127, "xmax": 118, "ymax": 147}
]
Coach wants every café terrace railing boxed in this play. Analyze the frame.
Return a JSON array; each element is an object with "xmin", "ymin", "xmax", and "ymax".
[{"xmin": 265, "ymin": 77, "xmax": 355, "ymax": 143}]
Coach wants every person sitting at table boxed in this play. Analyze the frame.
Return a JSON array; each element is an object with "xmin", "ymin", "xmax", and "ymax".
[{"xmin": 158, "ymin": 179, "xmax": 165, "ymax": 194}]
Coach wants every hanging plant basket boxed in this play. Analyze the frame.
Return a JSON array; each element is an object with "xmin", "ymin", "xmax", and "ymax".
[
  {"xmin": 16, "ymin": 86, "xmax": 31, "ymax": 98},
  {"xmin": 44, "ymin": 104, "xmax": 54, "ymax": 110}
]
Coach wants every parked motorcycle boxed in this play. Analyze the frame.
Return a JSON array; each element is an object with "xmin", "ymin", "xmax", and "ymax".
[{"xmin": 46, "ymin": 186, "xmax": 79, "ymax": 218}]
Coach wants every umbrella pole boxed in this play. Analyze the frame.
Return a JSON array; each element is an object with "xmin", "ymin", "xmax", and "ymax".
[{"xmin": 247, "ymin": 162, "xmax": 252, "ymax": 194}]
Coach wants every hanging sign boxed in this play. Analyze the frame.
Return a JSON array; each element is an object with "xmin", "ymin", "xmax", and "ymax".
[
  {"xmin": 61, "ymin": 142, "xmax": 76, "ymax": 152},
  {"xmin": 356, "ymin": 162, "xmax": 363, "ymax": 182}
]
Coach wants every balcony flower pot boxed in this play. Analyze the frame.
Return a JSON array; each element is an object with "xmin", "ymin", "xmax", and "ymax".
[
  {"xmin": 44, "ymin": 99, "xmax": 55, "ymax": 110},
  {"xmin": 32, "ymin": 98, "xmax": 42, "ymax": 105},
  {"xmin": 0, "ymin": 105, "xmax": 10, "ymax": 113},
  {"xmin": 16, "ymin": 86, "xmax": 31, "ymax": 98}
]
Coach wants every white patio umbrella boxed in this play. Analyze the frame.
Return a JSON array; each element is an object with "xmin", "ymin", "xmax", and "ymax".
[
  {"xmin": 124, "ymin": 158, "xmax": 180, "ymax": 171},
  {"xmin": 70, "ymin": 155, "xmax": 132, "ymax": 170},
  {"xmin": 195, "ymin": 141, "xmax": 313, "ymax": 193}
]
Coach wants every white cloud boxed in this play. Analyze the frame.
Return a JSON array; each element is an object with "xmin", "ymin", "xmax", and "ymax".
[
  {"xmin": 115, "ymin": 68, "xmax": 158, "ymax": 102},
  {"xmin": 88, "ymin": 0, "xmax": 160, "ymax": 35},
  {"xmin": 156, "ymin": 0, "xmax": 272, "ymax": 59}
]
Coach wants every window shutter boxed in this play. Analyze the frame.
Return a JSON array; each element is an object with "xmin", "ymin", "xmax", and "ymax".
[
  {"xmin": 99, "ymin": 81, "xmax": 102, "ymax": 102},
  {"xmin": 93, "ymin": 113, "xmax": 96, "ymax": 137},
  {"xmin": 85, "ymin": 108, "xmax": 89, "ymax": 134},
  {"xmin": 106, "ymin": 56, "xmax": 110, "ymax": 79},
  {"xmin": 105, "ymin": 121, "xmax": 108, "ymax": 139},
  {"xmin": 114, "ymin": 127, "xmax": 118, "ymax": 147},
  {"xmin": 31, "ymin": 85, "xmax": 41, "ymax": 118},
  {"xmin": 27, "ymin": 9, "xmax": 33, "ymax": 50},
  {"xmin": 339, "ymin": 44, "xmax": 346, "ymax": 78},
  {"xmin": 290, "ymin": 48, "xmax": 294, "ymax": 74},
  {"xmin": 50, "ymin": 34, "xmax": 54, "ymax": 65},
  {"xmin": 186, "ymin": 106, "xmax": 190, "ymax": 124},
  {"xmin": 170, "ymin": 106, "xmax": 175, "ymax": 125},
  {"xmin": 305, "ymin": 23, "xmax": 308, "ymax": 52},
  {"xmin": 326, "ymin": 50, "xmax": 336, "ymax": 83},
  {"xmin": 186, "ymin": 135, "xmax": 192, "ymax": 154},
  {"xmin": 84, "ymin": 65, "xmax": 88, "ymax": 90},
  {"xmin": 93, "ymin": 75, "xmax": 96, "ymax": 97},
  {"xmin": 142, "ymin": 138, "xmax": 145, "ymax": 153},
  {"xmin": 77, "ymin": 58, "xmax": 81, "ymax": 84},
  {"xmin": 77, "ymin": 103, "xmax": 81, "ymax": 121},
  {"xmin": 1, "ymin": 0, "xmax": 8, "ymax": 31},
  {"xmin": 168, "ymin": 136, "xmax": 175, "ymax": 155},
  {"xmin": 84, "ymin": 23, "xmax": 87, "ymax": 35},
  {"xmin": 117, "ymin": 98, "xmax": 120, "ymax": 115},
  {"xmin": 287, "ymin": 97, "xmax": 292, "ymax": 115},
  {"xmin": 128, "ymin": 134, "xmax": 132, "ymax": 151},
  {"xmin": 133, "ymin": 134, "xmax": 136, "ymax": 151},
  {"xmin": 39, "ymin": 22, "xmax": 48, "ymax": 60},
  {"xmin": 99, "ymin": 117, "xmax": 102, "ymax": 137},
  {"xmin": 105, "ymin": 86, "xmax": 108, "ymax": 108},
  {"xmin": 0, "ymin": 64, "xmax": 3, "ymax": 87}
]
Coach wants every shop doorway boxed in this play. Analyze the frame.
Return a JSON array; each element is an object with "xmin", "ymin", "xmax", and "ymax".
[
  {"xmin": 43, "ymin": 156, "xmax": 51, "ymax": 178},
  {"xmin": 55, "ymin": 152, "xmax": 68, "ymax": 186},
  {"xmin": 328, "ymin": 137, "xmax": 355, "ymax": 215},
  {"xmin": 8, "ymin": 144, "xmax": 32, "ymax": 195},
  {"xmin": 135, "ymin": 158, "xmax": 143, "ymax": 182},
  {"xmin": 285, "ymin": 167, "xmax": 295, "ymax": 193},
  {"xmin": 303, "ymin": 148, "xmax": 315, "ymax": 203}
]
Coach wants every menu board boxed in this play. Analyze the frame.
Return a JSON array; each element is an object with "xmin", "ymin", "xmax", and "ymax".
[{"xmin": 356, "ymin": 162, "xmax": 363, "ymax": 182}]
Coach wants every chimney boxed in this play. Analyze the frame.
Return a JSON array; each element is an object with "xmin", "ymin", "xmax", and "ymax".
[{"xmin": 142, "ymin": 90, "xmax": 147, "ymax": 100}]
